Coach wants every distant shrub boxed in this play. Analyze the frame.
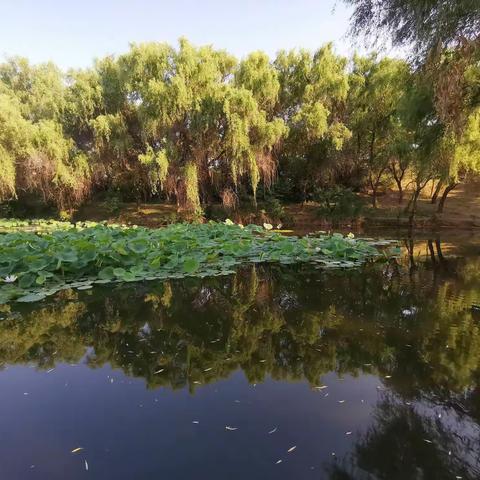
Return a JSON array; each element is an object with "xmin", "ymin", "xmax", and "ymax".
[
  {"xmin": 104, "ymin": 191, "xmax": 122, "ymax": 215},
  {"xmin": 314, "ymin": 187, "xmax": 365, "ymax": 224}
]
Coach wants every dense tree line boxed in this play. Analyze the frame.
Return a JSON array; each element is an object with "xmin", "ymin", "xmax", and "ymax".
[{"xmin": 0, "ymin": 15, "xmax": 478, "ymax": 217}]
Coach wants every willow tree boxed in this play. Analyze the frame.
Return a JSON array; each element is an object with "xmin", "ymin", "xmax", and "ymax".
[
  {"xmin": 344, "ymin": 0, "xmax": 480, "ymax": 213},
  {"xmin": 0, "ymin": 62, "xmax": 90, "ymax": 211},
  {"xmin": 399, "ymin": 75, "xmax": 444, "ymax": 222},
  {"xmin": 234, "ymin": 51, "xmax": 283, "ymax": 195},
  {"xmin": 89, "ymin": 39, "xmax": 287, "ymax": 211},
  {"xmin": 344, "ymin": 0, "xmax": 480, "ymax": 59},
  {"xmin": 347, "ymin": 55, "xmax": 411, "ymax": 207},
  {"xmin": 274, "ymin": 44, "xmax": 351, "ymax": 201},
  {"xmin": 0, "ymin": 58, "xmax": 66, "ymax": 122},
  {"xmin": 434, "ymin": 108, "xmax": 480, "ymax": 212},
  {"xmin": 424, "ymin": 47, "xmax": 480, "ymax": 212},
  {"xmin": 0, "ymin": 91, "xmax": 27, "ymax": 199}
]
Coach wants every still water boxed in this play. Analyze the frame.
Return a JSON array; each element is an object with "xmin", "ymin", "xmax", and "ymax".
[{"xmin": 0, "ymin": 234, "xmax": 479, "ymax": 479}]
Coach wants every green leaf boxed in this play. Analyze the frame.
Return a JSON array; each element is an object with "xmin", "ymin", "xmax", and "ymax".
[
  {"xmin": 128, "ymin": 239, "xmax": 149, "ymax": 254},
  {"xmin": 19, "ymin": 274, "xmax": 36, "ymax": 289},
  {"xmin": 113, "ymin": 267, "xmax": 127, "ymax": 277},
  {"xmin": 16, "ymin": 292, "xmax": 47, "ymax": 303},
  {"xmin": 182, "ymin": 257, "xmax": 200, "ymax": 274},
  {"xmin": 36, "ymin": 273, "xmax": 47, "ymax": 285},
  {"xmin": 98, "ymin": 266, "xmax": 115, "ymax": 280}
]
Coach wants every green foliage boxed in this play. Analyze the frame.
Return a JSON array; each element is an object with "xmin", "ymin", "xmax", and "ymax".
[
  {"xmin": 346, "ymin": 55, "xmax": 412, "ymax": 206},
  {"xmin": 138, "ymin": 146, "xmax": 169, "ymax": 194},
  {"xmin": 0, "ymin": 222, "xmax": 383, "ymax": 304},
  {"xmin": 0, "ymin": 61, "xmax": 91, "ymax": 209},
  {"xmin": 0, "ymin": 242, "xmax": 477, "ymax": 411},
  {"xmin": 0, "ymin": 218, "xmax": 111, "ymax": 232},
  {"xmin": 315, "ymin": 186, "xmax": 366, "ymax": 223},
  {"xmin": 274, "ymin": 44, "xmax": 352, "ymax": 200},
  {"xmin": 184, "ymin": 162, "xmax": 201, "ymax": 214},
  {"xmin": 455, "ymin": 108, "xmax": 480, "ymax": 175},
  {"xmin": 344, "ymin": 0, "xmax": 480, "ymax": 59},
  {"xmin": 263, "ymin": 197, "xmax": 286, "ymax": 222},
  {"xmin": 235, "ymin": 51, "xmax": 280, "ymax": 111},
  {"xmin": 0, "ymin": 36, "xmax": 478, "ymax": 215}
]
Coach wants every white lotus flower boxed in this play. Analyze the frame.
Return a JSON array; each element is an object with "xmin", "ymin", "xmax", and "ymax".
[
  {"xmin": 263, "ymin": 223, "xmax": 273, "ymax": 230},
  {"xmin": 4, "ymin": 275, "xmax": 17, "ymax": 283},
  {"xmin": 347, "ymin": 233, "xmax": 355, "ymax": 239}
]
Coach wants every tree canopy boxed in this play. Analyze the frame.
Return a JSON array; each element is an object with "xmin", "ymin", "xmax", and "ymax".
[
  {"xmin": 344, "ymin": 0, "xmax": 480, "ymax": 58},
  {"xmin": 0, "ymin": 35, "xmax": 478, "ymax": 217}
]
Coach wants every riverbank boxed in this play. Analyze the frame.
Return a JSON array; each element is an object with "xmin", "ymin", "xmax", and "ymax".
[{"xmin": 73, "ymin": 181, "xmax": 480, "ymax": 231}]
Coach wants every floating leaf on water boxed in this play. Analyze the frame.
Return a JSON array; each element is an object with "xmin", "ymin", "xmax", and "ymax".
[
  {"xmin": 16, "ymin": 293, "xmax": 47, "ymax": 303},
  {"xmin": 225, "ymin": 426, "xmax": 238, "ymax": 431},
  {"xmin": 268, "ymin": 427, "xmax": 277, "ymax": 434},
  {"xmin": 287, "ymin": 446, "xmax": 296, "ymax": 453},
  {"xmin": 71, "ymin": 447, "xmax": 83, "ymax": 453},
  {"xmin": 0, "ymin": 223, "xmax": 385, "ymax": 304}
]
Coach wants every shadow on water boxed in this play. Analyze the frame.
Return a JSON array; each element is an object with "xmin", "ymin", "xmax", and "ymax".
[{"xmin": 0, "ymin": 235, "xmax": 479, "ymax": 479}]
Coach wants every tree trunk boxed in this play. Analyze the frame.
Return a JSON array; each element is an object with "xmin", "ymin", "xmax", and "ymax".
[
  {"xmin": 431, "ymin": 180, "xmax": 443, "ymax": 204},
  {"xmin": 372, "ymin": 186, "xmax": 377, "ymax": 208},
  {"xmin": 397, "ymin": 183, "xmax": 403, "ymax": 204},
  {"xmin": 437, "ymin": 183, "xmax": 457, "ymax": 213},
  {"xmin": 404, "ymin": 193, "xmax": 414, "ymax": 213},
  {"xmin": 435, "ymin": 238, "xmax": 445, "ymax": 261},
  {"xmin": 408, "ymin": 188, "xmax": 421, "ymax": 226},
  {"xmin": 427, "ymin": 239, "xmax": 436, "ymax": 263},
  {"xmin": 390, "ymin": 163, "xmax": 405, "ymax": 204}
]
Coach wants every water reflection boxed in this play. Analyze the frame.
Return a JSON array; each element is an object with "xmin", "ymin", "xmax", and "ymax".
[{"xmin": 0, "ymin": 238, "xmax": 479, "ymax": 479}]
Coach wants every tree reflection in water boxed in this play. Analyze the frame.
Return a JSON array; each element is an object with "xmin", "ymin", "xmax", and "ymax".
[{"xmin": 0, "ymin": 238, "xmax": 479, "ymax": 478}]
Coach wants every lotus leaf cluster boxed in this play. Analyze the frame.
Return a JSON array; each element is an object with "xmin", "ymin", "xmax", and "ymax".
[
  {"xmin": 0, "ymin": 222, "xmax": 383, "ymax": 304},
  {"xmin": 0, "ymin": 218, "xmax": 121, "ymax": 233}
]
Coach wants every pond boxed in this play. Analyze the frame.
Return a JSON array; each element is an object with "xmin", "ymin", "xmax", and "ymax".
[{"xmin": 0, "ymin": 232, "xmax": 479, "ymax": 479}]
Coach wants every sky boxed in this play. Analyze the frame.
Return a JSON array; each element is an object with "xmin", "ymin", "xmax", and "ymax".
[{"xmin": 0, "ymin": 0, "xmax": 370, "ymax": 70}]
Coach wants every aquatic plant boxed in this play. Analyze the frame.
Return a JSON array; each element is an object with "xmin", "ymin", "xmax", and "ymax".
[
  {"xmin": 0, "ymin": 218, "xmax": 119, "ymax": 233},
  {"xmin": 0, "ymin": 222, "xmax": 386, "ymax": 304}
]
